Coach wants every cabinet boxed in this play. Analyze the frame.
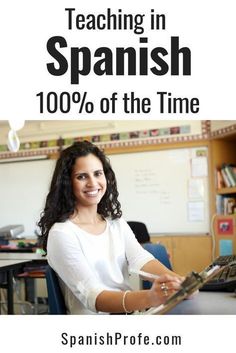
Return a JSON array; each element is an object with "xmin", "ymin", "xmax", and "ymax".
[{"xmin": 150, "ymin": 235, "xmax": 212, "ymax": 276}]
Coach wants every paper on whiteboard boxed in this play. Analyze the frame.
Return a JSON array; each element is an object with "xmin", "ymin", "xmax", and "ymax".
[
  {"xmin": 188, "ymin": 179, "xmax": 205, "ymax": 199},
  {"xmin": 188, "ymin": 202, "xmax": 205, "ymax": 222},
  {"xmin": 191, "ymin": 157, "xmax": 208, "ymax": 177}
]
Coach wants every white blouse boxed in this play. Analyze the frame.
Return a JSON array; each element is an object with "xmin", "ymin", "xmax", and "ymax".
[{"xmin": 47, "ymin": 217, "xmax": 154, "ymax": 314}]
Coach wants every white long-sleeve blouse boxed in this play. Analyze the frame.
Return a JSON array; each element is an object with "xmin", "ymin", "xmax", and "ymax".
[{"xmin": 47, "ymin": 217, "xmax": 154, "ymax": 314}]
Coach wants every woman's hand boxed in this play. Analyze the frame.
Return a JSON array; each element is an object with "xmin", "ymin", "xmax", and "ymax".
[{"xmin": 148, "ymin": 274, "xmax": 183, "ymax": 307}]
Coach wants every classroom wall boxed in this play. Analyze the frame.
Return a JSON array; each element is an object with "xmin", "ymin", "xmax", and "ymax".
[
  {"xmin": 211, "ymin": 121, "xmax": 236, "ymax": 131},
  {"xmin": 1, "ymin": 120, "xmax": 235, "ymax": 149},
  {"xmin": 0, "ymin": 120, "xmax": 203, "ymax": 144}
]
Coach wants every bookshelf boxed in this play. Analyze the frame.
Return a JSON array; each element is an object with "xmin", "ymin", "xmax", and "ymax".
[
  {"xmin": 217, "ymin": 187, "xmax": 236, "ymax": 195},
  {"xmin": 210, "ymin": 134, "xmax": 236, "ymax": 215},
  {"xmin": 209, "ymin": 133, "xmax": 236, "ymax": 257}
]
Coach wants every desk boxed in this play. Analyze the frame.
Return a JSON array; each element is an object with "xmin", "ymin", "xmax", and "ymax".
[
  {"xmin": 0, "ymin": 254, "xmax": 47, "ymax": 314},
  {"xmin": 0, "ymin": 260, "xmax": 30, "ymax": 314},
  {"xmin": 0, "ymin": 253, "xmax": 46, "ymax": 261},
  {"xmin": 0, "ymin": 247, "xmax": 34, "ymax": 253},
  {"xmin": 167, "ymin": 292, "xmax": 236, "ymax": 315}
]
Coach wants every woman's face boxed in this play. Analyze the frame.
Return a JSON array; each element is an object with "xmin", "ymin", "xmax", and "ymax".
[{"xmin": 71, "ymin": 153, "xmax": 107, "ymax": 208}]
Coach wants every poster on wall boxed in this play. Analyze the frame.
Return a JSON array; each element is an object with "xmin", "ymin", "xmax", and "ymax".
[{"xmin": 217, "ymin": 218, "xmax": 234, "ymax": 236}]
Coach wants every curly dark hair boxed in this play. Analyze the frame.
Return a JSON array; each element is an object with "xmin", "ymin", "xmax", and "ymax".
[{"xmin": 38, "ymin": 140, "xmax": 122, "ymax": 251}]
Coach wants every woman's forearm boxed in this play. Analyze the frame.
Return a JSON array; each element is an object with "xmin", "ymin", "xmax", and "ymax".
[
  {"xmin": 95, "ymin": 270, "xmax": 183, "ymax": 314},
  {"xmin": 95, "ymin": 289, "xmax": 156, "ymax": 313},
  {"xmin": 141, "ymin": 259, "xmax": 183, "ymax": 279}
]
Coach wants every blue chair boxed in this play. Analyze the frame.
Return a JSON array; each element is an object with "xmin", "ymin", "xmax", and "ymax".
[
  {"xmin": 45, "ymin": 265, "xmax": 67, "ymax": 314},
  {"xmin": 143, "ymin": 243, "xmax": 172, "ymax": 270},
  {"xmin": 142, "ymin": 243, "xmax": 173, "ymax": 289}
]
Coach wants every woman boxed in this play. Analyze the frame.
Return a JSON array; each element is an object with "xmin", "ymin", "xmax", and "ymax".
[{"xmin": 39, "ymin": 140, "xmax": 183, "ymax": 314}]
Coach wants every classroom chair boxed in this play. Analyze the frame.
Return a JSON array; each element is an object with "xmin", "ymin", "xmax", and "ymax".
[
  {"xmin": 127, "ymin": 221, "xmax": 172, "ymax": 266},
  {"xmin": 128, "ymin": 221, "xmax": 173, "ymax": 289},
  {"xmin": 127, "ymin": 221, "xmax": 150, "ymax": 243},
  {"xmin": 45, "ymin": 265, "xmax": 67, "ymax": 314},
  {"xmin": 17, "ymin": 265, "xmax": 47, "ymax": 314},
  {"xmin": 142, "ymin": 243, "xmax": 173, "ymax": 289},
  {"xmin": 0, "ymin": 274, "xmax": 35, "ymax": 315},
  {"xmin": 143, "ymin": 243, "xmax": 172, "ymax": 270}
]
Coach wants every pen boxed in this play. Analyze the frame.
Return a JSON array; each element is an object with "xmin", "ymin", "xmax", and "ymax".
[
  {"xmin": 129, "ymin": 268, "xmax": 160, "ymax": 280},
  {"xmin": 206, "ymin": 265, "xmax": 220, "ymax": 277}
]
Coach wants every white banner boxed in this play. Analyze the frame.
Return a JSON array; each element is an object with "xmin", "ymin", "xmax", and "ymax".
[
  {"xmin": 1, "ymin": 315, "xmax": 236, "ymax": 353},
  {"xmin": 0, "ymin": 0, "xmax": 235, "ymax": 120}
]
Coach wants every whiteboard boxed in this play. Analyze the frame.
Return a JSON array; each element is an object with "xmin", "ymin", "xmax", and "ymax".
[
  {"xmin": 109, "ymin": 147, "xmax": 210, "ymax": 234},
  {"xmin": 0, "ymin": 146, "xmax": 209, "ymax": 237},
  {"xmin": 0, "ymin": 160, "xmax": 55, "ymax": 237}
]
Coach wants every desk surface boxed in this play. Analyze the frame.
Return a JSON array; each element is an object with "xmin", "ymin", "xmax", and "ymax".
[
  {"xmin": 167, "ymin": 291, "xmax": 236, "ymax": 315},
  {"xmin": 0, "ymin": 253, "xmax": 46, "ymax": 261},
  {"xmin": 0, "ymin": 259, "xmax": 30, "ymax": 271}
]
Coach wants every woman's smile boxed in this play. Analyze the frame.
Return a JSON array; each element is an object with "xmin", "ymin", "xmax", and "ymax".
[
  {"xmin": 71, "ymin": 153, "xmax": 107, "ymax": 207},
  {"xmin": 84, "ymin": 189, "xmax": 100, "ymax": 197}
]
